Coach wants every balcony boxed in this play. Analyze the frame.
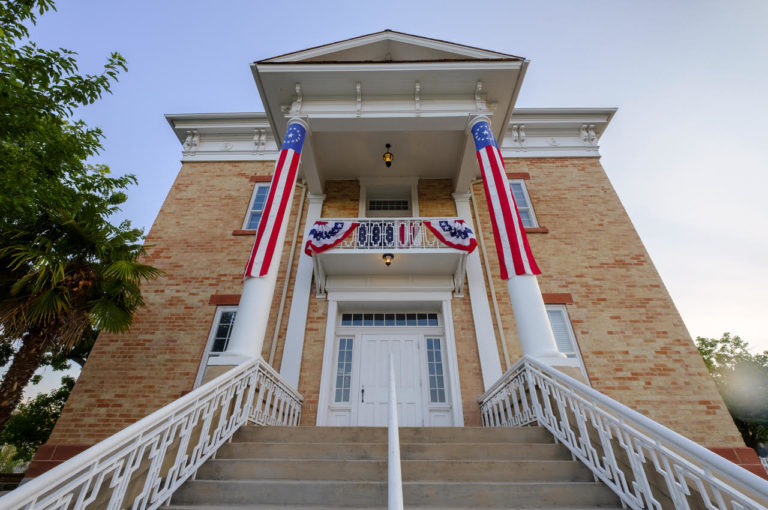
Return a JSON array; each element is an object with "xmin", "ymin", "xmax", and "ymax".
[{"xmin": 307, "ymin": 217, "xmax": 471, "ymax": 296}]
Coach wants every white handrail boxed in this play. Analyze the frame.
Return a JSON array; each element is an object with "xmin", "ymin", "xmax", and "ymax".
[
  {"xmin": 479, "ymin": 355, "xmax": 768, "ymax": 510},
  {"xmin": 0, "ymin": 357, "xmax": 303, "ymax": 510},
  {"xmin": 388, "ymin": 352, "xmax": 404, "ymax": 510}
]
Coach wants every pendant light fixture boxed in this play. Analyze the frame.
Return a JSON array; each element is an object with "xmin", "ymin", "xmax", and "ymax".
[{"xmin": 382, "ymin": 143, "xmax": 393, "ymax": 168}]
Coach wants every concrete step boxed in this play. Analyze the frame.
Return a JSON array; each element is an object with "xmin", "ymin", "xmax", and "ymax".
[
  {"xmin": 215, "ymin": 441, "xmax": 571, "ymax": 461},
  {"xmin": 170, "ymin": 480, "xmax": 620, "ymax": 508},
  {"xmin": 196, "ymin": 458, "xmax": 593, "ymax": 482},
  {"xmin": 167, "ymin": 507, "xmax": 622, "ymax": 510},
  {"xmin": 232, "ymin": 426, "xmax": 553, "ymax": 444}
]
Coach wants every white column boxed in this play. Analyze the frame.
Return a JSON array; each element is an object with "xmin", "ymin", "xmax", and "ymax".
[
  {"xmin": 452, "ymin": 193, "xmax": 502, "ymax": 388},
  {"xmin": 280, "ymin": 193, "xmax": 325, "ymax": 386},
  {"xmin": 467, "ymin": 115, "xmax": 565, "ymax": 366},
  {"xmin": 506, "ymin": 276, "xmax": 564, "ymax": 363},
  {"xmin": 218, "ymin": 117, "xmax": 308, "ymax": 365},
  {"xmin": 218, "ymin": 205, "xmax": 295, "ymax": 364}
]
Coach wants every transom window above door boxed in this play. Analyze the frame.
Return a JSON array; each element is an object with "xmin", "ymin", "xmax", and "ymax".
[
  {"xmin": 368, "ymin": 199, "xmax": 409, "ymax": 212},
  {"xmin": 340, "ymin": 312, "xmax": 439, "ymax": 327},
  {"xmin": 359, "ymin": 178, "xmax": 419, "ymax": 218}
]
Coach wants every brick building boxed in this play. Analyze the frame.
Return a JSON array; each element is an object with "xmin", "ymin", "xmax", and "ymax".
[{"xmin": 29, "ymin": 30, "xmax": 759, "ymax": 481}]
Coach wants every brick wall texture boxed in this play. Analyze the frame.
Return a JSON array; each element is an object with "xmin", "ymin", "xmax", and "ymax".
[{"xmin": 46, "ymin": 156, "xmax": 743, "ymax": 453}]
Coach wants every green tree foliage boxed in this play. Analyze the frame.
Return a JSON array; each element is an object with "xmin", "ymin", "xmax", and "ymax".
[
  {"xmin": 0, "ymin": 444, "xmax": 27, "ymax": 472},
  {"xmin": 0, "ymin": 0, "xmax": 127, "ymax": 222},
  {"xmin": 0, "ymin": 0, "xmax": 160, "ymax": 432},
  {"xmin": 696, "ymin": 333, "xmax": 768, "ymax": 450},
  {"xmin": 0, "ymin": 376, "xmax": 74, "ymax": 463}
]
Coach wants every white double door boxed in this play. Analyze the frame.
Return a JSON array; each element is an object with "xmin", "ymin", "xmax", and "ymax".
[{"xmin": 355, "ymin": 334, "xmax": 425, "ymax": 427}]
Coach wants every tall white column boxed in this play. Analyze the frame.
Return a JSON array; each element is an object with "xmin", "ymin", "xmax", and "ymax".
[
  {"xmin": 452, "ymin": 193, "xmax": 502, "ymax": 388},
  {"xmin": 280, "ymin": 193, "xmax": 325, "ymax": 386},
  {"xmin": 219, "ymin": 117, "xmax": 309, "ymax": 365},
  {"xmin": 506, "ymin": 276, "xmax": 563, "ymax": 362},
  {"xmin": 468, "ymin": 115, "xmax": 565, "ymax": 366}
]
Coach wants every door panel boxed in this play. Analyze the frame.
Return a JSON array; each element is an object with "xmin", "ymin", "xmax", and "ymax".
[{"xmin": 357, "ymin": 335, "xmax": 423, "ymax": 426}]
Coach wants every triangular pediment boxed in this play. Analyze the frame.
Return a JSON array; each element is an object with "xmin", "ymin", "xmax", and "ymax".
[{"xmin": 259, "ymin": 30, "xmax": 523, "ymax": 64}]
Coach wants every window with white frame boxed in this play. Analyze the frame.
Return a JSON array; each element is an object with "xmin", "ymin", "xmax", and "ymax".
[
  {"xmin": 546, "ymin": 305, "xmax": 578, "ymax": 358},
  {"xmin": 193, "ymin": 306, "xmax": 238, "ymax": 388},
  {"xmin": 209, "ymin": 307, "xmax": 237, "ymax": 354},
  {"xmin": 244, "ymin": 184, "xmax": 270, "ymax": 230},
  {"xmin": 509, "ymin": 180, "xmax": 538, "ymax": 228}
]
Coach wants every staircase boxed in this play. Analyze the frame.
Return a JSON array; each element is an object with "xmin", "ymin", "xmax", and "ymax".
[{"xmin": 165, "ymin": 426, "xmax": 620, "ymax": 509}]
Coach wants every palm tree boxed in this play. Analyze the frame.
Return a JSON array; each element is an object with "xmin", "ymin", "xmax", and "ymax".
[{"xmin": 0, "ymin": 194, "xmax": 160, "ymax": 431}]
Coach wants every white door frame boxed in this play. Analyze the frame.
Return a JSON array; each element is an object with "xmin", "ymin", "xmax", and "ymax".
[{"xmin": 316, "ymin": 290, "xmax": 464, "ymax": 426}]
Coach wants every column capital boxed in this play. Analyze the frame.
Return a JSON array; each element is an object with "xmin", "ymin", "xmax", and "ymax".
[
  {"xmin": 307, "ymin": 193, "xmax": 326, "ymax": 204},
  {"xmin": 452, "ymin": 192, "xmax": 472, "ymax": 204},
  {"xmin": 467, "ymin": 114, "xmax": 492, "ymax": 133},
  {"xmin": 287, "ymin": 115, "xmax": 310, "ymax": 133}
]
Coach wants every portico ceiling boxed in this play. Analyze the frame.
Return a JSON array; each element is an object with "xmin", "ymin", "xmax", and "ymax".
[{"xmin": 312, "ymin": 130, "xmax": 464, "ymax": 181}]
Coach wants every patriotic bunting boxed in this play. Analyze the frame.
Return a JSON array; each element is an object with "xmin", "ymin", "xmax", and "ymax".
[
  {"xmin": 304, "ymin": 221, "xmax": 360, "ymax": 256},
  {"xmin": 244, "ymin": 121, "xmax": 307, "ymax": 278},
  {"xmin": 424, "ymin": 220, "xmax": 477, "ymax": 253},
  {"xmin": 471, "ymin": 118, "xmax": 541, "ymax": 279}
]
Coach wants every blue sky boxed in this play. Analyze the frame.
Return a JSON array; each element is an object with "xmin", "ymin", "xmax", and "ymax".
[{"xmin": 21, "ymin": 0, "xmax": 768, "ymax": 392}]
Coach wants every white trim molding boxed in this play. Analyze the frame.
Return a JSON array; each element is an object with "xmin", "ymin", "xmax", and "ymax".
[
  {"xmin": 167, "ymin": 109, "xmax": 616, "ymax": 163},
  {"xmin": 316, "ymin": 288, "xmax": 463, "ymax": 427},
  {"xmin": 166, "ymin": 113, "xmax": 279, "ymax": 162},
  {"xmin": 501, "ymin": 108, "xmax": 617, "ymax": 158}
]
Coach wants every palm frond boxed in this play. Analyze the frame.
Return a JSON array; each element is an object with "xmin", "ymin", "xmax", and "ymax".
[{"xmin": 89, "ymin": 299, "xmax": 132, "ymax": 333}]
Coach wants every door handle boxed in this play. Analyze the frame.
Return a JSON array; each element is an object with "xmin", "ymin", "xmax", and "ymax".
[{"xmin": 361, "ymin": 387, "xmax": 365, "ymax": 403}]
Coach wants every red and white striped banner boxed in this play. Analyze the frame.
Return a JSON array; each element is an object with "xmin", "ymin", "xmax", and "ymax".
[
  {"xmin": 304, "ymin": 221, "xmax": 359, "ymax": 256},
  {"xmin": 471, "ymin": 118, "xmax": 540, "ymax": 279},
  {"xmin": 424, "ymin": 219, "xmax": 477, "ymax": 253},
  {"xmin": 244, "ymin": 121, "xmax": 306, "ymax": 278}
]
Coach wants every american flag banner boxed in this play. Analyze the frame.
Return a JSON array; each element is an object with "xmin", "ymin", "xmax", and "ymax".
[
  {"xmin": 424, "ymin": 219, "xmax": 477, "ymax": 253},
  {"xmin": 244, "ymin": 121, "xmax": 307, "ymax": 277},
  {"xmin": 304, "ymin": 221, "xmax": 360, "ymax": 256},
  {"xmin": 471, "ymin": 118, "xmax": 541, "ymax": 279}
]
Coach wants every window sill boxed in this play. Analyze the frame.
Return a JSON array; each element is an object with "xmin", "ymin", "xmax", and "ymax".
[
  {"xmin": 525, "ymin": 226, "xmax": 549, "ymax": 234},
  {"xmin": 232, "ymin": 229, "xmax": 257, "ymax": 236}
]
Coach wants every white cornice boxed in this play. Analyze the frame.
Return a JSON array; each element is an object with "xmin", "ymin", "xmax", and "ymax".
[
  {"xmin": 166, "ymin": 108, "xmax": 617, "ymax": 162},
  {"xmin": 501, "ymin": 108, "xmax": 617, "ymax": 158},
  {"xmin": 165, "ymin": 113, "xmax": 279, "ymax": 161}
]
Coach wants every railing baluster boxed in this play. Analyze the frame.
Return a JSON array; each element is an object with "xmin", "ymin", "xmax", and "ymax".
[
  {"xmin": 0, "ymin": 358, "xmax": 303, "ymax": 510},
  {"xmin": 479, "ymin": 356, "xmax": 768, "ymax": 510}
]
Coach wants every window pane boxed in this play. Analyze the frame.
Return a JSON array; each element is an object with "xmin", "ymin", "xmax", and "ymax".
[
  {"xmin": 339, "ymin": 312, "xmax": 441, "ymax": 327},
  {"xmin": 547, "ymin": 309, "xmax": 576, "ymax": 356},
  {"xmin": 210, "ymin": 309, "xmax": 237, "ymax": 352},
  {"xmin": 334, "ymin": 338, "xmax": 354, "ymax": 403},
  {"xmin": 247, "ymin": 212, "xmax": 262, "ymax": 230},
  {"xmin": 426, "ymin": 338, "xmax": 446, "ymax": 403},
  {"xmin": 518, "ymin": 209, "xmax": 533, "ymax": 228},
  {"xmin": 509, "ymin": 182, "xmax": 528, "ymax": 206}
]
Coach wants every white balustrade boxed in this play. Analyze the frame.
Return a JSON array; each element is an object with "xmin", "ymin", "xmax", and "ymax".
[
  {"xmin": 0, "ymin": 357, "xmax": 302, "ymax": 510},
  {"xmin": 479, "ymin": 356, "xmax": 768, "ymax": 510},
  {"xmin": 761, "ymin": 457, "xmax": 768, "ymax": 476},
  {"xmin": 329, "ymin": 217, "xmax": 459, "ymax": 251}
]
